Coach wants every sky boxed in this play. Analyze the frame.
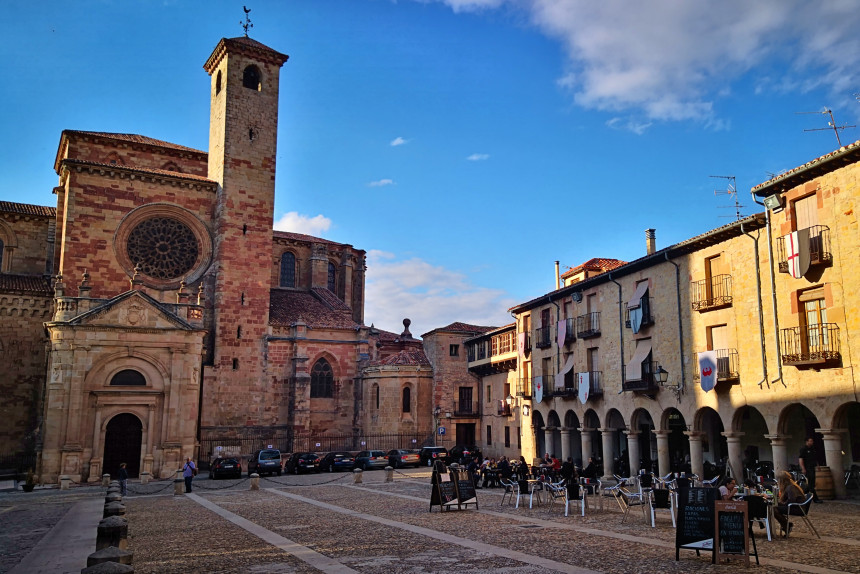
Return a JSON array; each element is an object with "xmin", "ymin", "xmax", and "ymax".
[{"xmin": 2, "ymin": 0, "xmax": 859, "ymax": 335}]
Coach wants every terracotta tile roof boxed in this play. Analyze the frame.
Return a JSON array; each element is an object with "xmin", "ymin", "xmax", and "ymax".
[
  {"xmin": 373, "ymin": 328, "xmax": 401, "ymax": 342},
  {"xmin": 0, "ymin": 201, "xmax": 56, "ymax": 218},
  {"xmin": 62, "ymin": 131, "xmax": 206, "ymax": 154},
  {"xmin": 60, "ymin": 159, "xmax": 215, "ymax": 183},
  {"xmin": 272, "ymin": 230, "xmax": 348, "ymax": 247},
  {"xmin": 561, "ymin": 258, "xmax": 626, "ymax": 279},
  {"xmin": 421, "ymin": 322, "xmax": 496, "ymax": 338},
  {"xmin": 373, "ymin": 349, "xmax": 431, "ymax": 366},
  {"xmin": 0, "ymin": 274, "xmax": 53, "ymax": 294},
  {"xmin": 311, "ymin": 287, "xmax": 352, "ymax": 311},
  {"xmin": 753, "ymin": 138, "xmax": 860, "ymax": 195},
  {"xmin": 269, "ymin": 289, "xmax": 358, "ymax": 330}
]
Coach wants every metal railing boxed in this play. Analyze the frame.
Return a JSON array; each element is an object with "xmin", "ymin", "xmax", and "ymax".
[
  {"xmin": 454, "ymin": 401, "xmax": 479, "ymax": 416},
  {"xmin": 560, "ymin": 318, "xmax": 576, "ymax": 344},
  {"xmin": 535, "ymin": 326, "xmax": 552, "ymax": 348},
  {"xmin": 622, "ymin": 360, "xmax": 658, "ymax": 392},
  {"xmin": 497, "ymin": 401, "xmax": 512, "ymax": 416},
  {"xmin": 691, "ymin": 274, "xmax": 733, "ymax": 311},
  {"xmin": 575, "ymin": 312, "xmax": 601, "ymax": 338},
  {"xmin": 776, "ymin": 225, "xmax": 832, "ymax": 273},
  {"xmin": 780, "ymin": 323, "xmax": 841, "ymax": 367},
  {"xmin": 516, "ymin": 377, "xmax": 533, "ymax": 398},
  {"xmin": 581, "ymin": 371, "xmax": 603, "ymax": 397}
]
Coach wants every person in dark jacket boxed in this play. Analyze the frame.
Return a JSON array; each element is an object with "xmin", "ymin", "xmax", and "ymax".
[{"xmin": 118, "ymin": 462, "xmax": 128, "ymax": 496}]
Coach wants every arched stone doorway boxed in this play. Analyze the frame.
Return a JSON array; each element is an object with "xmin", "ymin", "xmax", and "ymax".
[
  {"xmin": 694, "ymin": 406, "xmax": 727, "ymax": 479},
  {"xmin": 834, "ymin": 402, "xmax": 860, "ymax": 469},
  {"xmin": 604, "ymin": 409, "xmax": 625, "ymax": 478},
  {"xmin": 532, "ymin": 410, "xmax": 546, "ymax": 462},
  {"xmin": 732, "ymin": 406, "xmax": 771, "ymax": 481},
  {"xmin": 103, "ymin": 413, "xmax": 143, "ymax": 479},
  {"xmin": 564, "ymin": 410, "xmax": 582, "ymax": 465},
  {"xmin": 545, "ymin": 410, "xmax": 562, "ymax": 459},
  {"xmin": 631, "ymin": 407, "xmax": 656, "ymax": 475},
  {"xmin": 663, "ymin": 407, "xmax": 690, "ymax": 474},
  {"xmin": 778, "ymin": 403, "xmax": 824, "ymax": 470},
  {"xmin": 582, "ymin": 409, "xmax": 601, "ymax": 467}
]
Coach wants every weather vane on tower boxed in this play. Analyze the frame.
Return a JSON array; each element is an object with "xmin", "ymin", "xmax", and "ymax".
[{"xmin": 240, "ymin": 6, "xmax": 253, "ymax": 37}]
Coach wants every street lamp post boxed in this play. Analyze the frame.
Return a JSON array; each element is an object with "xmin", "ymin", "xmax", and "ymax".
[{"xmin": 433, "ymin": 406, "xmax": 441, "ymax": 446}]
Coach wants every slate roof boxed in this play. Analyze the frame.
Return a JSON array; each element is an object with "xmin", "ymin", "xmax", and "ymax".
[
  {"xmin": 0, "ymin": 201, "xmax": 56, "ymax": 218},
  {"xmin": 372, "ymin": 349, "xmax": 431, "ymax": 367},
  {"xmin": 269, "ymin": 289, "xmax": 358, "ymax": 330},
  {"xmin": 0, "ymin": 274, "xmax": 53, "ymax": 294},
  {"xmin": 62, "ymin": 131, "xmax": 206, "ymax": 155}
]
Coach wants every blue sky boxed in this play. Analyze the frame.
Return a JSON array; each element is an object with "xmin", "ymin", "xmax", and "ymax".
[{"xmin": 2, "ymin": 0, "xmax": 859, "ymax": 334}]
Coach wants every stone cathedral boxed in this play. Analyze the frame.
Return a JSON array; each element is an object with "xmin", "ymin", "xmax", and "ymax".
[{"xmin": 0, "ymin": 36, "xmax": 442, "ymax": 483}]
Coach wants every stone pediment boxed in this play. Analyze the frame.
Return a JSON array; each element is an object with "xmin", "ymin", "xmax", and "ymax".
[{"xmin": 65, "ymin": 290, "xmax": 194, "ymax": 331}]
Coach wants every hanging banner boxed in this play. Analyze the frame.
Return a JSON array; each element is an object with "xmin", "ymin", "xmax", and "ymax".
[
  {"xmin": 533, "ymin": 376, "xmax": 543, "ymax": 403},
  {"xmin": 558, "ymin": 320, "xmax": 567, "ymax": 348},
  {"xmin": 555, "ymin": 355, "xmax": 575, "ymax": 389},
  {"xmin": 517, "ymin": 332, "xmax": 526, "ymax": 357},
  {"xmin": 578, "ymin": 372, "xmax": 590, "ymax": 404},
  {"xmin": 785, "ymin": 229, "xmax": 810, "ymax": 279},
  {"xmin": 699, "ymin": 351, "xmax": 718, "ymax": 392}
]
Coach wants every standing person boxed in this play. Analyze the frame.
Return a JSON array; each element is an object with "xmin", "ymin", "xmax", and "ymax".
[
  {"xmin": 798, "ymin": 437, "xmax": 822, "ymax": 503},
  {"xmin": 118, "ymin": 463, "xmax": 128, "ymax": 496},
  {"xmin": 183, "ymin": 457, "xmax": 196, "ymax": 493}
]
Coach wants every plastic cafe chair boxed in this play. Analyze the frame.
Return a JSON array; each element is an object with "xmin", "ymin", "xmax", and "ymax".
[{"xmin": 783, "ymin": 493, "xmax": 820, "ymax": 539}]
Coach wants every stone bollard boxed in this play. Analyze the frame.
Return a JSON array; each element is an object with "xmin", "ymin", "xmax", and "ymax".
[
  {"xmin": 60, "ymin": 475, "xmax": 71, "ymax": 490},
  {"xmin": 80, "ymin": 561, "xmax": 134, "ymax": 573},
  {"xmin": 86, "ymin": 546, "xmax": 133, "ymax": 567},
  {"xmin": 109, "ymin": 480, "xmax": 120, "ymax": 488},
  {"xmin": 105, "ymin": 492, "xmax": 123, "ymax": 504},
  {"xmin": 174, "ymin": 478, "xmax": 184, "ymax": 496},
  {"xmin": 103, "ymin": 501, "xmax": 126, "ymax": 519},
  {"xmin": 384, "ymin": 466, "xmax": 394, "ymax": 483},
  {"xmin": 353, "ymin": 469, "xmax": 363, "ymax": 484},
  {"xmin": 102, "ymin": 474, "xmax": 111, "ymax": 487},
  {"xmin": 250, "ymin": 473, "xmax": 260, "ymax": 491},
  {"xmin": 96, "ymin": 516, "xmax": 128, "ymax": 551},
  {"xmin": 139, "ymin": 471, "xmax": 150, "ymax": 485}
]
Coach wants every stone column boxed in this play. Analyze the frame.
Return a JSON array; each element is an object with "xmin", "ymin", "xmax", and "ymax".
[
  {"xmin": 146, "ymin": 405, "xmax": 155, "ymax": 456},
  {"xmin": 599, "ymin": 428, "xmax": 616, "ymax": 481},
  {"xmin": 625, "ymin": 431, "xmax": 641, "ymax": 476},
  {"xmin": 91, "ymin": 408, "xmax": 102, "ymax": 458},
  {"xmin": 816, "ymin": 428, "xmax": 847, "ymax": 499},
  {"xmin": 654, "ymin": 430, "xmax": 670, "ymax": 476},
  {"xmin": 685, "ymin": 431, "xmax": 704, "ymax": 479},
  {"xmin": 543, "ymin": 426, "xmax": 555, "ymax": 457},
  {"xmin": 765, "ymin": 434, "xmax": 790, "ymax": 476},
  {"xmin": 579, "ymin": 427, "xmax": 594, "ymax": 462},
  {"xmin": 722, "ymin": 431, "xmax": 745, "ymax": 480},
  {"xmin": 560, "ymin": 428, "xmax": 572, "ymax": 461}
]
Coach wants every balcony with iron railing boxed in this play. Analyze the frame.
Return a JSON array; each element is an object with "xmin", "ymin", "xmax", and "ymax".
[
  {"xmin": 780, "ymin": 323, "xmax": 841, "ymax": 368},
  {"xmin": 454, "ymin": 401, "xmax": 479, "ymax": 417},
  {"xmin": 625, "ymin": 295, "xmax": 654, "ymax": 330},
  {"xmin": 535, "ymin": 326, "xmax": 552, "ymax": 349},
  {"xmin": 622, "ymin": 360, "xmax": 659, "ymax": 393},
  {"xmin": 776, "ymin": 225, "xmax": 832, "ymax": 274},
  {"xmin": 695, "ymin": 348, "xmax": 739, "ymax": 382},
  {"xmin": 578, "ymin": 371, "xmax": 603, "ymax": 399},
  {"xmin": 560, "ymin": 318, "xmax": 576, "ymax": 345},
  {"xmin": 691, "ymin": 274, "xmax": 733, "ymax": 311},
  {"xmin": 575, "ymin": 312, "xmax": 601, "ymax": 338},
  {"xmin": 550, "ymin": 369, "xmax": 577, "ymax": 398},
  {"xmin": 516, "ymin": 377, "xmax": 533, "ymax": 398},
  {"xmin": 497, "ymin": 401, "xmax": 512, "ymax": 416}
]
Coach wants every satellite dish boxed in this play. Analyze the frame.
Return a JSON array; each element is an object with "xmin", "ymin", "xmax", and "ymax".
[{"xmin": 572, "ymin": 292, "xmax": 583, "ymax": 303}]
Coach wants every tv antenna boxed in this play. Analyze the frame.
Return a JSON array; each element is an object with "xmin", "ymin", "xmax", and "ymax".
[
  {"xmin": 710, "ymin": 175, "xmax": 743, "ymax": 221},
  {"xmin": 796, "ymin": 108, "xmax": 854, "ymax": 148}
]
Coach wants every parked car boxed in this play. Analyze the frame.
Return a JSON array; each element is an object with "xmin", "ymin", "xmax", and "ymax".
[
  {"xmin": 248, "ymin": 449, "xmax": 282, "ymax": 477},
  {"xmin": 448, "ymin": 445, "xmax": 482, "ymax": 465},
  {"xmin": 285, "ymin": 452, "xmax": 321, "ymax": 474},
  {"xmin": 387, "ymin": 449, "xmax": 420, "ymax": 468},
  {"xmin": 319, "ymin": 451, "xmax": 355, "ymax": 472},
  {"xmin": 353, "ymin": 450, "xmax": 389, "ymax": 470},
  {"xmin": 210, "ymin": 457, "xmax": 242, "ymax": 480},
  {"xmin": 419, "ymin": 446, "xmax": 449, "ymax": 467}
]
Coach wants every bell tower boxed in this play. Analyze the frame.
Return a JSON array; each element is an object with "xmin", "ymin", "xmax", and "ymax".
[{"xmin": 202, "ymin": 37, "xmax": 288, "ymax": 427}]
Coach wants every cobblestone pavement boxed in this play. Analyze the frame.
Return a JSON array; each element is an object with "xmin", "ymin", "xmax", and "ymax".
[{"xmin": 3, "ymin": 471, "xmax": 859, "ymax": 574}]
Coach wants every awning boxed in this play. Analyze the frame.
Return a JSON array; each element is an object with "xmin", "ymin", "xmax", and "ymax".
[
  {"xmin": 625, "ymin": 339, "xmax": 652, "ymax": 382},
  {"xmin": 627, "ymin": 282, "xmax": 650, "ymax": 310}
]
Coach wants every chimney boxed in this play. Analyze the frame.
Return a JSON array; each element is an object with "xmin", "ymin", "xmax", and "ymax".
[
  {"xmin": 555, "ymin": 261, "xmax": 560, "ymax": 290},
  {"xmin": 645, "ymin": 229, "xmax": 656, "ymax": 255}
]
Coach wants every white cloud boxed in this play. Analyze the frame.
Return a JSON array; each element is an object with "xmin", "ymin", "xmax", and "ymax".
[
  {"xmin": 368, "ymin": 178, "xmax": 396, "ymax": 187},
  {"xmin": 466, "ymin": 153, "xmax": 490, "ymax": 161},
  {"xmin": 606, "ymin": 117, "xmax": 653, "ymax": 135},
  {"xmin": 428, "ymin": 0, "xmax": 860, "ymax": 125},
  {"xmin": 273, "ymin": 212, "xmax": 332, "ymax": 236},
  {"xmin": 390, "ymin": 136, "xmax": 408, "ymax": 146},
  {"xmin": 364, "ymin": 250, "xmax": 516, "ymax": 335}
]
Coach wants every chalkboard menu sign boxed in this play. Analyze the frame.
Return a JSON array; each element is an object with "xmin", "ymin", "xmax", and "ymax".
[
  {"xmin": 429, "ymin": 466, "xmax": 479, "ymax": 511},
  {"xmin": 675, "ymin": 487, "xmax": 717, "ymax": 561},
  {"xmin": 714, "ymin": 500, "xmax": 754, "ymax": 567},
  {"xmin": 457, "ymin": 478, "xmax": 478, "ymax": 509}
]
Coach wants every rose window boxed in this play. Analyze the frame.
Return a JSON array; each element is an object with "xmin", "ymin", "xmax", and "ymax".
[{"xmin": 126, "ymin": 217, "xmax": 200, "ymax": 280}]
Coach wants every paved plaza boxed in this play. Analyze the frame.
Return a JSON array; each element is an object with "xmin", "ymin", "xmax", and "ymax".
[{"xmin": 2, "ymin": 470, "xmax": 859, "ymax": 574}]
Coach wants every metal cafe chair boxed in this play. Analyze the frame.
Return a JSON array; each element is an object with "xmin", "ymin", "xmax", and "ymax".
[
  {"xmin": 499, "ymin": 478, "xmax": 521, "ymax": 507},
  {"xmin": 649, "ymin": 488, "xmax": 676, "ymax": 528},
  {"xmin": 611, "ymin": 485, "xmax": 648, "ymax": 524},
  {"xmin": 846, "ymin": 465, "xmax": 860, "ymax": 489},
  {"xmin": 783, "ymin": 493, "xmax": 820, "ymax": 539},
  {"xmin": 745, "ymin": 494, "xmax": 772, "ymax": 542}
]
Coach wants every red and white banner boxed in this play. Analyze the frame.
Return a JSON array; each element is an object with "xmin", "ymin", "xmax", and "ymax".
[
  {"xmin": 558, "ymin": 320, "xmax": 567, "ymax": 348},
  {"xmin": 577, "ymin": 372, "xmax": 590, "ymax": 404},
  {"xmin": 784, "ymin": 229, "xmax": 810, "ymax": 279},
  {"xmin": 534, "ymin": 376, "xmax": 543, "ymax": 403},
  {"xmin": 698, "ymin": 351, "xmax": 717, "ymax": 393}
]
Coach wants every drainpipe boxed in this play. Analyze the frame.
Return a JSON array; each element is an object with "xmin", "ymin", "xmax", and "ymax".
[
  {"xmin": 548, "ymin": 295, "xmax": 561, "ymax": 373},
  {"xmin": 751, "ymin": 192, "xmax": 784, "ymax": 388},
  {"xmin": 740, "ymin": 220, "xmax": 768, "ymax": 388},
  {"xmin": 664, "ymin": 254, "xmax": 686, "ymax": 395},
  {"xmin": 608, "ymin": 272, "xmax": 625, "ymax": 394}
]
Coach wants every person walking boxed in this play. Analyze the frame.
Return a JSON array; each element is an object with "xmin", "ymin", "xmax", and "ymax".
[
  {"xmin": 798, "ymin": 437, "xmax": 822, "ymax": 503},
  {"xmin": 118, "ymin": 462, "xmax": 128, "ymax": 496},
  {"xmin": 183, "ymin": 457, "xmax": 196, "ymax": 493}
]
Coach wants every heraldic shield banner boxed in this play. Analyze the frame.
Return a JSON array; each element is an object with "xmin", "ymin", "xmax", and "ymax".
[
  {"xmin": 698, "ymin": 351, "xmax": 718, "ymax": 392},
  {"xmin": 578, "ymin": 372, "xmax": 590, "ymax": 404}
]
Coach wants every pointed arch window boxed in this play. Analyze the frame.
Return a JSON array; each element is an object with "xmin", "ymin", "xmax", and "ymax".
[
  {"xmin": 327, "ymin": 262, "xmax": 336, "ymax": 292},
  {"xmin": 402, "ymin": 386, "xmax": 411, "ymax": 413},
  {"xmin": 280, "ymin": 252, "xmax": 296, "ymax": 288},
  {"xmin": 310, "ymin": 358, "xmax": 334, "ymax": 398}
]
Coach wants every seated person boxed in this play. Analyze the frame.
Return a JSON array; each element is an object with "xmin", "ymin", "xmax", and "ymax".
[
  {"xmin": 773, "ymin": 471, "xmax": 805, "ymax": 536},
  {"xmin": 560, "ymin": 457, "xmax": 576, "ymax": 483},
  {"xmin": 582, "ymin": 457, "xmax": 598, "ymax": 480},
  {"xmin": 719, "ymin": 477, "xmax": 739, "ymax": 500}
]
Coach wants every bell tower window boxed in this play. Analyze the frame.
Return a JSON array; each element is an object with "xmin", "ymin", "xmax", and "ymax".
[
  {"xmin": 215, "ymin": 70, "xmax": 222, "ymax": 95},
  {"xmin": 327, "ymin": 262, "xmax": 336, "ymax": 292},
  {"xmin": 280, "ymin": 252, "xmax": 296, "ymax": 288},
  {"xmin": 243, "ymin": 65, "xmax": 261, "ymax": 91}
]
